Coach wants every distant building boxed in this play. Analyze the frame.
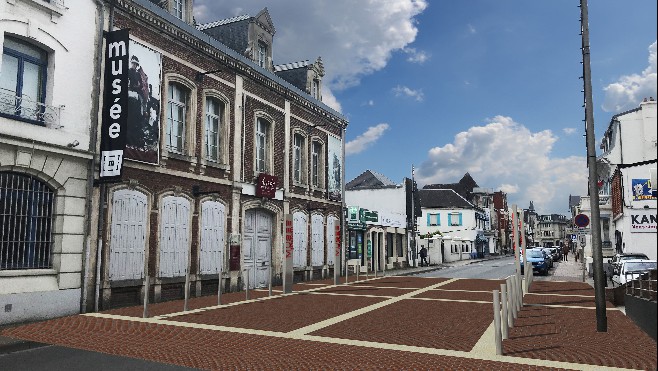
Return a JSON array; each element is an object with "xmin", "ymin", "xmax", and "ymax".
[
  {"xmin": 345, "ymin": 170, "xmax": 409, "ymax": 271},
  {"xmin": 535, "ymin": 214, "xmax": 569, "ymax": 248}
]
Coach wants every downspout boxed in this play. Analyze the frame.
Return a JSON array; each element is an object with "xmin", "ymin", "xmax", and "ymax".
[
  {"xmin": 241, "ymin": 92, "xmax": 246, "ymax": 182},
  {"xmin": 80, "ymin": 0, "xmax": 106, "ymax": 314}
]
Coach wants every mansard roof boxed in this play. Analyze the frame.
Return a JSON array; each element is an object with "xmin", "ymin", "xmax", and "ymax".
[
  {"xmin": 422, "ymin": 173, "xmax": 480, "ymax": 200},
  {"xmin": 346, "ymin": 170, "xmax": 397, "ymax": 190},
  {"xmin": 418, "ymin": 189, "xmax": 473, "ymax": 209}
]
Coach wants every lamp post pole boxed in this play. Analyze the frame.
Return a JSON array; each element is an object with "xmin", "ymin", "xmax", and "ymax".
[{"xmin": 580, "ymin": 0, "xmax": 607, "ymax": 332}]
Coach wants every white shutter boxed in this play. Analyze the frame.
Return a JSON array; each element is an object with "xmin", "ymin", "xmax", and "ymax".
[
  {"xmin": 311, "ymin": 214, "xmax": 324, "ymax": 266},
  {"xmin": 326, "ymin": 216, "xmax": 337, "ymax": 266},
  {"xmin": 293, "ymin": 212, "xmax": 307, "ymax": 268},
  {"xmin": 159, "ymin": 196, "xmax": 190, "ymax": 277},
  {"xmin": 109, "ymin": 189, "xmax": 147, "ymax": 281},
  {"xmin": 200, "ymin": 201, "xmax": 226, "ymax": 275}
]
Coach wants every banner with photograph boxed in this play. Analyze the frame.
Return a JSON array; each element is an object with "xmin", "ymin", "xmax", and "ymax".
[
  {"xmin": 125, "ymin": 40, "xmax": 162, "ymax": 164},
  {"xmin": 99, "ymin": 29, "xmax": 129, "ymax": 182},
  {"xmin": 632, "ymin": 178, "xmax": 655, "ymax": 201},
  {"xmin": 327, "ymin": 135, "xmax": 342, "ymax": 201}
]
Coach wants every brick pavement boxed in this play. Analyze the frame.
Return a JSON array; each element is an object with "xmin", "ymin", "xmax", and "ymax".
[{"xmin": 2, "ymin": 274, "xmax": 656, "ymax": 370}]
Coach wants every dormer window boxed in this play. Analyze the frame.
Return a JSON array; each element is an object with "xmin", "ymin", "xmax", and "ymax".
[
  {"xmin": 257, "ymin": 42, "xmax": 268, "ymax": 68},
  {"xmin": 311, "ymin": 79, "xmax": 320, "ymax": 99},
  {"xmin": 172, "ymin": 0, "xmax": 185, "ymax": 20}
]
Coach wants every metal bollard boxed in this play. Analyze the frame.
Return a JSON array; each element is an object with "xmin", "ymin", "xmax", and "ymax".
[
  {"xmin": 184, "ymin": 269, "xmax": 190, "ymax": 312},
  {"xmin": 142, "ymin": 274, "xmax": 149, "ymax": 318},
  {"xmin": 493, "ymin": 290, "xmax": 503, "ymax": 355},
  {"xmin": 500, "ymin": 283, "xmax": 508, "ymax": 339},
  {"xmin": 345, "ymin": 262, "xmax": 349, "ymax": 284},
  {"xmin": 245, "ymin": 269, "xmax": 250, "ymax": 300},
  {"xmin": 356, "ymin": 264, "xmax": 359, "ymax": 282},
  {"xmin": 268, "ymin": 263, "xmax": 273, "ymax": 297},
  {"xmin": 506, "ymin": 278, "xmax": 514, "ymax": 328}
]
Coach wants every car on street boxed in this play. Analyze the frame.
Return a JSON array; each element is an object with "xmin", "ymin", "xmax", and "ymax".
[
  {"xmin": 611, "ymin": 259, "xmax": 657, "ymax": 287},
  {"xmin": 607, "ymin": 252, "xmax": 650, "ymax": 280},
  {"xmin": 520, "ymin": 248, "xmax": 550, "ymax": 276}
]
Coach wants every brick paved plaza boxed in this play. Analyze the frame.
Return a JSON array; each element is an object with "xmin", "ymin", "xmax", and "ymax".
[{"xmin": 2, "ymin": 275, "xmax": 656, "ymax": 370}]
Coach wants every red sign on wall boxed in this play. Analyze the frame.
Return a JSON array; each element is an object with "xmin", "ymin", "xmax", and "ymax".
[
  {"xmin": 335, "ymin": 224, "xmax": 341, "ymax": 257},
  {"xmin": 285, "ymin": 218, "xmax": 294, "ymax": 258},
  {"xmin": 256, "ymin": 173, "xmax": 278, "ymax": 198}
]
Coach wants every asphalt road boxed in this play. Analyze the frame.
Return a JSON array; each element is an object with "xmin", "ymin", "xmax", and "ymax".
[
  {"xmin": 0, "ymin": 344, "xmax": 200, "ymax": 371},
  {"xmin": 415, "ymin": 256, "xmax": 518, "ymax": 279}
]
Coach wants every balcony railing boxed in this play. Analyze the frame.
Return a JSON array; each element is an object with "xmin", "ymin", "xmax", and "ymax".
[{"xmin": 0, "ymin": 89, "xmax": 62, "ymax": 128}]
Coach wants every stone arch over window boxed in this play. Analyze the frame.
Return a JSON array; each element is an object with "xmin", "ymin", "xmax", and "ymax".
[
  {"xmin": 201, "ymin": 90, "xmax": 230, "ymax": 167},
  {"xmin": 162, "ymin": 73, "xmax": 197, "ymax": 159},
  {"xmin": 253, "ymin": 111, "xmax": 275, "ymax": 176}
]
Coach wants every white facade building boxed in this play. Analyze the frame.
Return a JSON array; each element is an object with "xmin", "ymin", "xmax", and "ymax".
[
  {"xmin": 0, "ymin": 0, "xmax": 99, "ymax": 324},
  {"xmin": 416, "ymin": 189, "xmax": 486, "ymax": 264},
  {"xmin": 599, "ymin": 98, "xmax": 657, "ymax": 261}
]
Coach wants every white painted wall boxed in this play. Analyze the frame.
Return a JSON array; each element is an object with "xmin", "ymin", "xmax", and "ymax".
[{"xmin": 345, "ymin": 187, "xmax": 406, "ymax": 214}]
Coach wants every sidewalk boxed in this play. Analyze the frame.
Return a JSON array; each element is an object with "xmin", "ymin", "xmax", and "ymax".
[
  {"xmin": 382, "ymin": 254, "xmax": 509, "ymax": 276},
  {"xmin": 536, "ymin": 256, "xmax": 595, "ymax": 287}
]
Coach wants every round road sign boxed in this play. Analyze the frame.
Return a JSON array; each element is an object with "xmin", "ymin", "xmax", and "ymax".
[{"xmin": 574, "ymin": 214, "xmax": 590, "ymax": 228}]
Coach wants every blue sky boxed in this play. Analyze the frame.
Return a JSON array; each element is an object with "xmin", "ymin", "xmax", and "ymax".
[{"xmin": 194, "ymin": 1, "xmax": 657, "ymax": 215}]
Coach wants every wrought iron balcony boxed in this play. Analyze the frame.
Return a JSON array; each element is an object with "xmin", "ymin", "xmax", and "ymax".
[{"xmin": 0, "ymin": 89, "xmax": 62, "ymax": 128}]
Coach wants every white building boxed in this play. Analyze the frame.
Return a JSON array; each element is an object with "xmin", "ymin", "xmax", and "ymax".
[
  {"xmin": 345, "ymin": 170, "xmax": 409, "ymax": 271},
  {"xmin": 416, "ymin": 189, "xmax": 487, "ymax": 264},
  {"xmin": 599, "ymin": 98, "xmax": 657, "ymax": 261},
  {"xmin": 0, "ymin": 0, "xmax": 99, "ymax": 324}
]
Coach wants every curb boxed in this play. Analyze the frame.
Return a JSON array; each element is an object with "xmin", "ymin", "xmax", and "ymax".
[{"xmin": 0, "ymin": 337, "xmax": 49, "ymax": 355}]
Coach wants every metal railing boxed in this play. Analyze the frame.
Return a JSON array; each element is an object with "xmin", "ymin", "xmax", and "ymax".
[
  {"xmin": 0, "ymin": 89, "xmax": 62, "ymax": 128},
  {"xmin": 625, "ymin": 270, "xmax": 657, "ymax": 302}
]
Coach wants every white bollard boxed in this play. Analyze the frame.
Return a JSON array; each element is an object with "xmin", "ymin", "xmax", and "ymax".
[
  {"xmin": 142, "ymin": 274, "xmax": 149, "ymax": 318},
  {"xmin": 506, "ymin": 277, "xmax": 514, "ymax": 328},
  {"xmin": 500, "ymin": 283, "xmax": 508, "ymax": 339},
  {"xmin": 183, "ymin": 269, "xmax": 190, "ymax": 311},
  {"xmin": 511, "ymin": 276, "xmax": 518, "ymax": 319},
  {"xmin": 493, "ymin": 290, "xmax": 503, "ymax": 355}
]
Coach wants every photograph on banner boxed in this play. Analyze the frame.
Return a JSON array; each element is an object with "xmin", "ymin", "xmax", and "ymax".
[
  {"xmin": 327, "ymin": 135, "xmax": 342, "ymax": 202},
  {"xmin": 632, "ymin": 178, "xmax": 655, "ymax": 201},
  {"xmin": 125, "ymin": 39, "xmax": 161, "ymax": 164}
]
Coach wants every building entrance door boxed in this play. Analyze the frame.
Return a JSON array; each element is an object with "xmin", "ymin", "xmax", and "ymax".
[{"xmin": 243, "ymin": 209, "xmax": 272, "ymax": 288}]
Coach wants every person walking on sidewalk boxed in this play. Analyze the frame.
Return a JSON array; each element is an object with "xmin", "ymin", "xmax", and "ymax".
[
  {"xmin": 562, "ymin": 245, "xmax": 569, "ymax": 261},
  {"xmin": 419, "ymin": 247, "xmax": 428, "ymax": 267}
]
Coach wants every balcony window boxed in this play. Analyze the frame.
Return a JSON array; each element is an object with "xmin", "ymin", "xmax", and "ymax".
[{"xmin": 0, "ymin": 37, "xmax": 49, "ymax": 126}]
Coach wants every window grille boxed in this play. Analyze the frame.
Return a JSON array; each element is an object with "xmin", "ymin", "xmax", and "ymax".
[{"xmin": 1, "ymin": 172, "xmax": 54, "ymax": 270}]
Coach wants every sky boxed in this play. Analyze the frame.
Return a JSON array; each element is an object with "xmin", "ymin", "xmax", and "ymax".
[{"xmin": 194, "ymin": 1, "xmax": 657, "ymax": 215}]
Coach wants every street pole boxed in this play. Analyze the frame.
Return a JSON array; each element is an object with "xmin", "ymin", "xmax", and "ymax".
[
  {"xmin": 580, "ymin": 0, "xmax": 607, "ymax": 332},
  {"xmin": 411, "ymin": 165, "xmax": 417, "ymax": 268}
]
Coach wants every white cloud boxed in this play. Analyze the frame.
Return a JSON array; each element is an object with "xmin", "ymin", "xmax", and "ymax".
[
  {"xmin": 602, "ymin": 41, "xmax": 657, "ymax": 112},
  {"xmin": 345, "ymin": 123, "xmax": 390, "ymax": 155},
  {"xmin": 321, "ymin": 87, "xmax": 342, "ymax": 113},
  {"xmin": 562, "ymin": 127, "xmax": 577, "ymax": 135},
  {"xmin": 467, "ymin": 23, "xmax": 477, "ymax": 34},
  {"xmin": 194, "ymin": 0, "xmax": 428, "ymax": 91},
  {"xmin": 415, "ymin": 116, "xmax": 587, "ymax": 214},
  {"xmin": 402, "ymin": 47, "xmax": 430, "ymax": 64},
  {"xmin": 392, "ymin": 85, "xmax": 424, "ymax": 101},
  {"xmin": 361, "ymin": 100, "xmax": 375, "ymax": 107}
]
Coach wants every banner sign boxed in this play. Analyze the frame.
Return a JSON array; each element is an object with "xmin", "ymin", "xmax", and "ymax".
[
  {"xmin": 283, "ymin": 214, "xmax": 294, "ymax": 293},
  {"xmin": 99, "ymin": 29, "xmax": 129, "ymax": 182},
  {"xmin": 327, "ymin": 135, "xmax": 343, "ymax": 202},
  {"xmin": 335, "ymin": 224, "xmax": 341, "ymax": 257},
  {"xmin": 630, "ymin": 210, "xmax": 657, "ymax": 233}
]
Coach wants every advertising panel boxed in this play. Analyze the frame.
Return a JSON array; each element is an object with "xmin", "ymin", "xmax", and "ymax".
[
  {"xmin": 125, "ymin": 40, "xmax": 162, "ymax": 164},
  {"xmin": 327, "ymin": 135, "xmax": 342, "ymax": 202},
  {"xmin": 632, "ymin": 179, "xmax": 655, "ymax": 201}
]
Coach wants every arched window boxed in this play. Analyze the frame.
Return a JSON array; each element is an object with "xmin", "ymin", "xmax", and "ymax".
[
  {"xmin": 255, "ymin": 117, "xmax": 271, "ymax": 173},
  {"xmin": 159, "ymin": 196, "xmax": 191, "ymax": 277},
  {"xmin": 166, "ymin": 82, "xmax": 189, "ymax": 154},
  {"xmin": 205, "ymin": 97, "xmax": 223, "ymax": 162},
  {"xmin": 0, "ymin": 172, "xmax": 54, "ymax": 270}
]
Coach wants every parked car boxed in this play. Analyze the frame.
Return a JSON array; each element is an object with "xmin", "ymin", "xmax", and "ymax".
[
  {"xmin": 551, "ymin": 246, "xmax": 563, "ymax": 261},
  {"xmin": 607, "ymin": 253, "xmax": 650, "ymax": 280},
  {"xmin": 611, "ymin": 260, "xmax": 657, "ymax": 287},
  {"xmin": 541, "ymin": 247, "xmax": 559, "ymax": 264},
  {"xmin": 539, "ymin": 248, "xmax": 554, "ymax": 268},
  {"xmin": 520, "ymin": 248, "xmax": 550, "ymax": 276}
]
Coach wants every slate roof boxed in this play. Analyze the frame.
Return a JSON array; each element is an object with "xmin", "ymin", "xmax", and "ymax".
[
  {"xmin": 197, "ymin": 14, "xmax": 251, "ymax": 31},
  {"xmin": 568, "ymin": 195, "xmax": 581, "ymax": 208},
  {"xmin": 346, "ymin": 170, "xmax": 397, "ymax": 190},
  {"xmin": 418, "ymin": 189, "xmax": 473, "ymax": 209},
  {"xmin": 273, "ymin": 60, "xmax": 309, "ymax": 72},
  {"xmin": 422, "ymin": 173, "xmax": 479, "ymax": 200}
]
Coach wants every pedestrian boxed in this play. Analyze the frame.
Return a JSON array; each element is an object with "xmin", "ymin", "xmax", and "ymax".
[
  {"xmin": 419, "ymin": 246, "xmax": 428, "ymax": 267},
  {"xmin": 562, "ymin": 245, "xmax": 569, "ymax": 261}
]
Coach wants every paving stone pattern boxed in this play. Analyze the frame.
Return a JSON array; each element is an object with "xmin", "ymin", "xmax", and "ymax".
[{"xmin": 2, "ymin": 275, "xmax": 656, "ymax": 370}]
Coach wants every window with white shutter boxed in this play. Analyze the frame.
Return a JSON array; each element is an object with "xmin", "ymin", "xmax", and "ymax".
[
  {"xmin": 159, "ymin": 196, "xmax": 190, "ymax": 277},
  {"xmin": 109, "ymin": 189, "xmax": 147, "ymax": 281},
  {"xmin": 199, "ymin": 201, "xmax": 226, "ymax": 275}
]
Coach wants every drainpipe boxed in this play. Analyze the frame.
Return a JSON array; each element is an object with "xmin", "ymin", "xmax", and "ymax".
[{"xmin": 80, "ymin": 0, "xmax": 106, "ymax": 314}]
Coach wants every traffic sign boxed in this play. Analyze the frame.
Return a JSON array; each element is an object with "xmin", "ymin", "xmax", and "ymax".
[
  {"xmin": 576, "ymin": 227, "xmax": 591, "ymax": 235},
  {"xmin": 574, "ymin": 214, "xmax": 590, "ymax": 228}
]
